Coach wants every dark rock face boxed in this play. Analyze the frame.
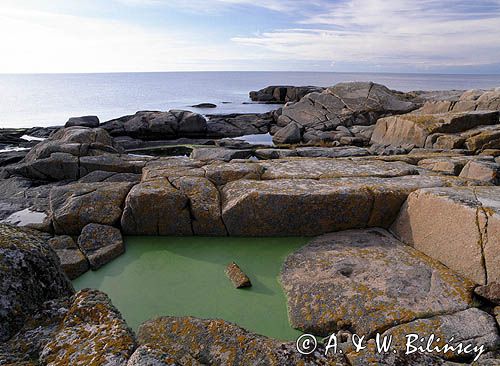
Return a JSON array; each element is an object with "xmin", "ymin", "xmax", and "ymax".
[
  {"xmin": 101, "ymin": 110, "xmax": 207, "ymax": 140},
  {"xmin": 137, "ymin": 316, "xmax": 347, "ymax": 365},
  {"xmin": 250, "ymin": 85, "xmax": 325, "ymax": 103},
  {"xmin": 77, "ymin": 223, "xmax": 125, "ymax": 270},
  {"xmin": 206, "ymin": 112, "xmax": 273, "ymax": 138},
  {"xmin": 190, "ymin": 147, "xmax": 253, "ymax": 162},
  {"xmin": 272, "ymin": 121, "xmax": 303, "ymax": 144},
  {"xmin": 274, "ymin": 82, "xmax": 417, "ymax": 144},
  {"xmin": 0, "ymin": 224, "xmax": 74, "ymax": 342},
  {"xmin": 191, "ymin": 103, "xmax": 217, "ymax": 108},
  {"xmin": 475, "ymin": 283, "xmax": 500, "ymax": 305},
  {"xmin": 65, "ymin": 115, "xmax": 100, "ymax": 128}
]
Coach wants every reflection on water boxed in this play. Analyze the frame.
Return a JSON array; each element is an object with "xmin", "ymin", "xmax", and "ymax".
[
  {"xmin": 1, "ymin": 208, "xmax": 46, "ymax": 226},
  {"xmin": 73, "ymin": 236, "xmax": 308, "ymax": 341}
]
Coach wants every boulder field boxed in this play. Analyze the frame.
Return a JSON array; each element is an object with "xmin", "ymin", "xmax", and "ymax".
[{"xmin": 1, "ymin": 81, "xmax": 500, "ymax": 364}]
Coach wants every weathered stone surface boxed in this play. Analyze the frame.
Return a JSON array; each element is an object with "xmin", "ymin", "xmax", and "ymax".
[
  {"xmin": 78, "ymin": 170, "xmax": 141, "ymax": 183},
  {"xmin": 102, "ymin": 110, "xmax": 207, "ymax": 139},
  {"xmin": 294, "ymin": 146, "xmax": 370, "ymax": 158},
  {"xmin": 171, "ymin": 176, "xmax": 227, "ymax": 236},
  {"xmin": 40, "ymin": 289, "xmax": 136, "ymax": 366},
  {"xmin": 382, "ymin": 308, "xmax": 500, "ymax": 361},
  {"xmin": 56, "ymin": 248, "xmax": 89, "ymax": 279},
  {"xmin": 190, "ymin": 147, "xmax": 253, "ymax": 162},
  {"xmin": 79, "ymin": 154, "xmax": 151, "ymax": 177},
  {"xmin": 49, "ymin": 182, "xmax": 133, "ymax": 235},
  {"xmin": 276, "ymin": 82, "xmax": 417, "ymax": 143},
  {"xmin": 78, "ymin": 224, "xmax": 125, "ymax": 270},
  {"xmin": 392, "ymin": 186, "xmax": 500, "ymax": 285},
  {"xmin": 6, "ymin": 127, "xmax": 120, "ymax": 181},
  {"xmin": 418, "ymin": 156, "xmax": 485, "ymax": 176},
  {"xmin": 127, "ymin": 344, "xmax": 202, "ymax": 366},
  {"xmin": 259, "ymin": 158, "xmax": 418, "ymax": 180},
  {"xmin": 65, "ymin": 116, "xmax": 100, "ymax": 128},
  {"xmin": 272, "ymin": 121, "xmax": 302, "ymax": 144},
  {"xmin": 280, "ymin": 229, "xmax": 475, "ymax": 337},
  {"xmin": 254, "ymin": 148, "xmax": 299, "ymax": 160},
  {"xmin": 250, "ymin": 85, "xmax": 325, "ymax": 103},
  {"xmin": 0, "ymin": 297, "xmax": 71, "ymax": 365},
  {"xmin": 137, "ymin": 316, "xmax": 347, "ymax": 365},
  {"xmin": 463, "ymin": 125, "xmax": 500, "ymax": 152},
  {"xmin": 459, "ymin": 160, "xmax": 500, "ymax": 185},
  {"xmin": 371, "ymin": 111, "xmax": 499, "ymax": 148},
  {"xmin": 222, "ymin": 175, "xmax": 463, "ymax": 236},
  {"xmin": 475, "ymin": 283, "xmax": 500, "ymax": 305},
  {"xmin": 225, "ymin": 262, "xmax": 251, "ymax": 288},
  {"xmin": 201, "ymin": 162, "xmax": 261, "ymax": 187},
  {"xmin": 121, "ymin": 179, "xmax": 192, "ymax": 235},
  {"xmin": 206, "ymin": 113, "xmax": 273, "ymax": 138},
  {"xmin": 0, "ymin": 224, "xmax": 74, "ymax": 342}
]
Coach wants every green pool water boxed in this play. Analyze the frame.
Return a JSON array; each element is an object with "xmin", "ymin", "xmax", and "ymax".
[{"xmin": 73, "ymin": 236, "xmax": 308, "ymax": 341}]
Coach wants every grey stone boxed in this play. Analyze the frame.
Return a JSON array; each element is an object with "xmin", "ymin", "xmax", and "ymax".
[
  {"xmin": 77, "ymin": 223, "xmax": 125, "ymax": 270},
  {"xmin": 65, "ymin": 116, "xmax": 100, "ymax": 128}
]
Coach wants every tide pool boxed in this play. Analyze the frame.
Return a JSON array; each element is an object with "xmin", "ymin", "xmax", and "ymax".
[{"xmin": 73, "ymin": 236, "xmax": 308, "ymax": 341}]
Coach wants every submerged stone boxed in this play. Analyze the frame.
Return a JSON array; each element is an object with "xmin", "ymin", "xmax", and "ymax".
[{"xmin": 225, "ymin": 262, "xmax": 252, "ymax": 288}]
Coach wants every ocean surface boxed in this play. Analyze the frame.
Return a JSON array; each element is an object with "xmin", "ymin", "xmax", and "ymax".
[{"xmin": 1, "ymin": 72, "xmax": 500, "ymax": 128}]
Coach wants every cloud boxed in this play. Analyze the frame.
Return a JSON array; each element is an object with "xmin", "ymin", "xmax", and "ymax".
[{"xmin": 232, "ymin": 0, "xmax": 500, "ymax": 70}]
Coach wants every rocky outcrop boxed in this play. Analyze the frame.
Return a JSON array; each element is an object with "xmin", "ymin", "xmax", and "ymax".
[
  {"xmin": 371, "ymin": 111, "xmax": 499, "ymax": 149},
  {"xmin": 391, "ymin": 186, "xmax": 500, "ymax": 285},
  {"xmin": 417, "ymin": 88, "xmax": 500, "ymax": 114},
  {"xmin": 48, "ymin": 235, "xmax": 89, "ymax": 279},
  {"xmin": 49, "ymin": 182, "xmax": 133, "ymax": 235},
  {"xmin": 250, "ymin": 85, "xmax": 324, "ymax": 103},
  {"xmin": 65, "ymin": 115, "xmax": 100, "ymax": 128},
  {"xmin": 190, "ymin": 147, "xmax": 253, "ymax": 162},
  {"xmin": 137, "ymin": 316, "xmax": 346, "ymax": 365},
  {"xmin": 101, "ymin": 110, "xmax": 208, "ymax": 140},
  {"xmin": 206, "ymin": 112, "xmax": 273, "ymax": 138},
  {"xmin": 39, "ymin": 289, "xmax": 136, "ymax": 365},
  {"xmin": 0, "ymin": 224, "xmax": 74, "ymax": 342},
  {"xmin": 77, "ymin": 223, "xmax": 125, "ymax": 270},
  {"xmin": 274, "ymin": 82, "xmax": 417, "ymax": 144},
  {"xmin": 280, "ymin": 228, "xmax": 475, "ymax": 336}
]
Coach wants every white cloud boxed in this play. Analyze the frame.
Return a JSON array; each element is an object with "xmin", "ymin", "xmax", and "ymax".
[{"xmin": 232, "ymin": 0, "xmax": 500, "ymax": 69}]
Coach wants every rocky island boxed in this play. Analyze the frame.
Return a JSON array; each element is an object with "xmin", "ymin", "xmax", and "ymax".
[{"xmin": 1, "ymin": 82, "xmax": 499, "ymax": 365}]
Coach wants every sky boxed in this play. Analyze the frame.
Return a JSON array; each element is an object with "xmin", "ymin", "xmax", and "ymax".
[{"xmin": 1, "ymin": 0, "xmax": 500, "ymax": 74}]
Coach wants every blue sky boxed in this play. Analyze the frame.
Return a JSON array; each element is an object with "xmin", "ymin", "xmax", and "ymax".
[{"xmin": 1, "ymin": 0, "xmax": 500, "ymax": 73}]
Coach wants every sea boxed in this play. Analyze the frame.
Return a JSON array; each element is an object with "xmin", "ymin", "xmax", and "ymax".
[{"xmin": 1, "ymin": 71, "xmax": 500, "ymax": 129}]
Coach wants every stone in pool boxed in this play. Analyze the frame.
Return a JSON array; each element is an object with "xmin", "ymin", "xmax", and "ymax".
[
  {"xmin": 77, "ymin": 223, "xmax": 125, "ymax": 270},
  {"xmin": 225, "ymin": 262, "xmax": 252, "ymax": 288}
]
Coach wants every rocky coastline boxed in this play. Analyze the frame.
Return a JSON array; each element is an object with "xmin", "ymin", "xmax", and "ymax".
[{"xmin": 1, "ymin": 81, "xmax": 500, "ymax": 365}]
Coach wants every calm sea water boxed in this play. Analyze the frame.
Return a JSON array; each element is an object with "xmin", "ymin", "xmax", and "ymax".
[{"xmin": 1, "ymin": 72, "xmax": 500, "ymax": 128}]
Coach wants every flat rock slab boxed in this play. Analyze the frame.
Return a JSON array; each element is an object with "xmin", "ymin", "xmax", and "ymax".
[
  {"xmin": 280, "ymin": 229, "xmax": 475, "ymax": 337},
  {"xmin": 382, "ymin": 308, "xmax": 500, "ymax": 361},
  {"xmin": 259, "ymin": 158, "xmax": 418, "ymax": 180},
  {"xmin": 222, "ymin": 175, "xmax": 467, "ymax": 236},
  {"xmin": 137, "ymin": 316, "xmax": 347, "ymax": 365},
  {"xmin": 392, "ymin": 186, "xmax": 500, "ymax": 285}
]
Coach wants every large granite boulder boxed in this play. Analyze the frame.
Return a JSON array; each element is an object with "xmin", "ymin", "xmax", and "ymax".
[
  {"xmin": 137, "ymin": 316, "xmax": 346, "ymax": 365},
  {"xmin": 221, "ymin": 174, "xmax": 465, "ymax": 236},
  {"xmin": 101, "ymin": 110, "xmax": 207, "ymax": 140},
  {"xmin": 206, "ymin": 113, "xmax": 273, "ymax": 138},
  {"xmin": 392, "ymin": 186, "xmax": 500, "ymax": 285},
  {"xmin": 418, "ymin": 88, "xmax": 500, "ymax": 114},
  {"xmin": 77, "ymin": 224, "xmax": 125, "ymax": 270},
  {"xmin": 170, "ymin": 176, "xmax": 227, "ymax": 236},
  {"xmin": 39, "ymin": 289, "xmax": 136, "ymax": 365},
  {"xmin": 121, "ymin": 179, "xmax": 192, "ymax": 236},
  {"xmin": 0, "ymin": 225, "xmax": 74, "ymax": 342},
  {"xmin": 275, "ymin": 82, "xmax": 417, "ymax": 143},
  {"xmin": 371, "ymin": 111, "xmax": 499, "ymax": 148},
  {"xmin": 459, "ymin": 159, "xmax": 500, "ymax": 185},
  {"xmin": 49, "ymin": 235, "xmax": 89, "ymax": 279},
  {"xmin": 280, "ymin": 228, "xmax": 475, "ymax": 336},
  {"xmin": 272, "ymin": 121, "xmax": 302, "ymax": 144},
  {"xmin": 250, "ymin": 85, "xmax": 325, "ymax": 103},
  {"xmin": 190, "ymin": 147, "xmax": 253, "ymax": 162},
  {"xmin": 5, "ymin": 127, "xmax": 121, "ymax": 181},
  {"xmin": 49, "ymin": 182, "xmax": 133, "ymax": 235},
  {"xmin": 65, "ymin": 116, "xmax": 100, "ymax": 128}
]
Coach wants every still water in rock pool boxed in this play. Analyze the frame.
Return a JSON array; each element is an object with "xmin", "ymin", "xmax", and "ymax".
[{"xmin": 73, "ymin": 236, "xmax": 308, "ymax": 341}]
